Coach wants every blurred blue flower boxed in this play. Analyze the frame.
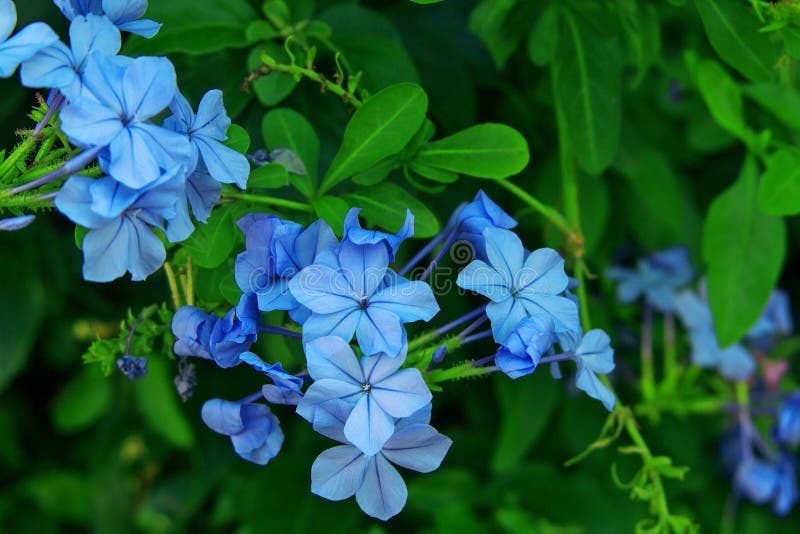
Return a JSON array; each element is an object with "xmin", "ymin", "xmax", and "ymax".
[
  {"xmin": 201, "ymin": 398, "xmax": 284, "ymax": 465},
  {"xmin": 606, "ymin": 246, "xmax": 693, "ymax": 313},
  {"xmin": 60, "ymin": 54, "xmax": 191, "ymax": 188},
  {"xmin": 342, "ymin": 207, "xmax": 413, "ymax": 261},
  {"xmin": 310, "ymin": 400, "xmax": 451, "ymax": 521},
  {"xmin": 239, "ymin": 352, "xmax": 304, "ymax": 406},
  {"xmin": 747, "ymin": 289, "xmax": 793, "ymax": 348},
  {"xmin": 116, "ymin": 355, "xmax": 147, "ymax": 379},
  {"xmin": 495, "ymin": 315, "xmax": 554, "ymax": 379},
  {"xmin": 0, "ymin": 0, "xmax": 59, "ymax": 77},
  {"xmin": 53, "ymin": 0, "xmax": 161, "ymax": 38},
  {"xmin": 456, "ymin": 227, "xmax": 579, "ymax": 343},
  {"xmin": 20, "ymin": 14, "xmax": 120, "ymax": 99},
  {"xmin": 573, "ymin": 329, "xmax": 616, "ymax": 411},
  {"xmin": 164, "ymin": 90, "xmax": 249, "ymax": 189},
  {"xmin": 736, "ymin": 456, "xmax": 799, "ymax": 516},
  {"xmin": 170, "ymin": 305, "xmax": 256, "ymax": 368},
  {"xmin": 446, "ymin": 189, "xmax": 517, "ymax": 260},
  {"xmin": 775, "ymin": 392, "xmax": 800, "ymax": 447},
  {"xmin": 0, "ymin": 214, "xmax": 34, "ymax": 231},
  {"xmin": 235, "ymin": 215, "xmax": 337, "ymax": 322},
  {"xmin": 55, "ymin": 167, "xmax": 185, "ymax": 281},
  {"xmin": 290, "ymin": 240, "xmax": 439, "ymax": 356},
  {"xmin": 674, "ymin": 287, "xmax": 755, "ymax": 381},
  {"xmin": 296, "ymin": 336, "xmax": 432, "ymax": 455}
]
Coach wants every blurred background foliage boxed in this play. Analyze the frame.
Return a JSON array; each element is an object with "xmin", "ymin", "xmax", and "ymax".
[{"xmin": 2, "ymin": 0, "xmax": 800, "ymax": 531}]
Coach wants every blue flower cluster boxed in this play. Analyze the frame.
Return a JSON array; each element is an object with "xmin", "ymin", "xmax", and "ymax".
[
  {"xmin": 170, "ymin": 191, "xmax": 613, "ymax": 520},
  {"xmin": 1, "ymin": 1, "xmax": 248, "ymax": 282}
]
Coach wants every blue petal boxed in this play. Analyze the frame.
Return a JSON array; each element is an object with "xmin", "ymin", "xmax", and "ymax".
[
  {"xmin": 774, "ymin": 458, "xmax": 799, "ymax": 516},
  {"xmin": 360, "ymin": 350, "xmax": 405, "ymax": 384},
  {"xmin": 0, "ymin": 0, "xmax": 16, "ymax": 41},
  {"xmin": 718, "ymin": 344, "xmax": 755, "ymax": 381},
  {"xmin": 311, "ymin": 445, "xmax": 368, "ymax": 501},
  {"xmin": 486, "ymin": 297, "xmax": 528, "ymax": 343},
  {"xmin": 230, "ymin": 404, "xmax": 283, "ymax": 465},
  {"xmin": 289, "ymin": 264, "xmax": 359, "ymax": 313},
  {"xmin": 81, "ymin": 215, "xmax": 165, "ymax": 282},
  {"xmin": 456, "ymin": 259, "xmax": 510, "ymax": 302},
  {"xmin": 101, "ymin": 0, "xmax": 147, "ymax": 22},
  {"xmin": 116, "ymin": 19, "xmax": 161, "ymax": 38},
  {"xmin": 311, "ymin": 398, "xmax": 353, "ymax": 443},
  {"xmin": 88, "ymin": 175, "xmax": 138, "ymax": 218},
  {"xmin": 292, "ymin": 219, "xmax": 338, "ymax": 269},
  {"xmin": 0, "ymin": 214, "xmax": 35, "ymax": 231},
  {"xmin": 304, "ymin": 336, "xmax": 363, "ymax": 383},
  {"xmin": 370, "ymin": 272, "xmax": 440, "ymax": 323},
  {"xmin": 345, "ymin": 393, "xmax": 395, "ymax": 455},
  {"xmin": 193, "ymin": 89, "xmax": 230, "ymax": 140},
  {"xmin": 518, "ymin": 247, "xmax": 569, "ymax": 296},
  {"xmin": 483, "ymin": 227, "xmax": 524, "ymax": 284},
  {"xmin": 54, "ymin": 175, "xmax": 110, "ymax": 229},
  {"xmin": 194, "ymin": 135, "xmax": 249, "ymax": 188},
  {"xmin": 382, "ymin": 423, "xmax": 452, "ymax": 473},
  {"xmin": 296, "ymin": 378, "xmax": 363, "ymax": 422},
  {"xmin": 59, "ymin": 99, "xmax": 123, "ymax": 148},
  {"xmin": 395, "ymin": 404, "xmax": 432, "ymax": 429},
  {"xmin": 736, "ymin": 460, "xmax": 779, "ymax": 503},
  {"xmin": 356, "ymin": 307, "xmax": 405, "ymax": 357},
  {"xmin": 185, "ymin": 164, "xmax": 220, "ymax": 222},
  {"xmin": 519, "ymin": 293, "xmax": 580, "ymax": 335},
  {"xmin": 256, "ymin": 277, "xmax": 297, "ymax": 312},
  {"xmin": 575, "ymin": 364, "xmax": 616, "ymax": 412},
  {"xmin": 355, "ymin": 454, "xmax": 407, "ymax": 521},
  {"xmin": 76, "ymin": 52, "xmax": 125, "ymax": 113},
  {"xmin": 338, "ymin": 240, "xmax": 388, "ymax": 298},
  {"xmin": 301, "ymin": 309, "xmax": 361, "ymax": 346},
  {"xmin": 371, "ymin": 368, "xmax": 432, "ymax": 418},
  {"xmin": 201, "ymin": 398, "xmax": 244, "ymax": 436},
  {"xmin": 575, "ymin": 329, "xmax": 615, "ymax": 374},
  {"xmin": 121, "ymin": 56, "xmax": 175, "ymax": 119},
  {"xmin": 343, "ymin": 207, "xmax": 414, "ymax": 261},
  {"xmin": 69, "ymin": 13, "xmax": 120, "ymax": 65},
  {"xmin": 0, "ymin": 22, "xmax": 59, "ymax": 77},
  {"xmin": 19, "ymin": 42, "xmax": 75, "ymax": 90},
  {"xmin": 687, "ymin": 329, "xmax": 721, "ymax": 367}
]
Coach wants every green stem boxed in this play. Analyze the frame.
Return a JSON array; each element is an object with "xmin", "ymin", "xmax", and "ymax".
[
  {"xmin": 663, "ymin": 313, "xmax": 677, "ymax": 386},
  {"xmin": 494, "ymin": 178, "xmax": 573, "ymax": 237},
  {"xmin": 0, "ymin": 136, "xmax": 38, "ymax": 180},
  {"xmin": 641, "ymin": 303, "xmax": 655, "ymax": 402},
  {"xmin": 622, "ymin": 413, "xmax": 671, "ymax": 526},
  {"xmin": 427, "ymin": 361, "xmax": 493, "ymax": 383},
  {"xmin": 223, "ymin": 192, "xmax": 313, "ymax": 212},
  {"xmin": 257, "ymin": 53, "xmax": 363, "ymax": 108}
]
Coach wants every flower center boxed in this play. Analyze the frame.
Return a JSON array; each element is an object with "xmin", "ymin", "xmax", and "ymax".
[
  {"xmin": 361, "ymin": 382, "xmax": 371, "ymax": 393},
  {"xmin": 358, "ymin": 296, "xmax": 369, "ymax": 311}
]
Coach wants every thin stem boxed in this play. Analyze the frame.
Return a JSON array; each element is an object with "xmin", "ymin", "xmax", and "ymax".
[
  {"xmin": 494, "ymin": 178, "xmax": 573, "ymax": 237},
  {"xmin": 398, "ymin": 228, "xmax": 451, "ymax": 276},
  {"xmin": 239, "ymin": 391, "xmax": 263, "ymax": 404},
  {"xmin": 163, "ymin": 262, "xmax": 181, "ymax": 310},
  {"xmin": 257, "ymin": 323, "xmax": 303, "ymax": 338},
  {"xmin": 472, "ymin": 354, "xmax": 495, "ymax": 367},
  {"xmin": 433, "ymin": 305, "xmax": 486, "ymax": 337},
  {"xmin": 539, "ymin": 352, "xmax": 573, "ymax": 364},
  {"xmin": 419, "ymin": 232, "xmax": 457, "ymax": 280},
  {"xmin": 0, "ymin": 136, "xmax": 38, "ymax": 179},
  {"xmin": 253, "ymin": 53, "xmax": 363, "ymax": 108},
  {"xmin": 663, "ymin": 313, "xmax": 677, "ymax": 384},
  {"xmin": 32, "ymin": 91, "xmax": 64, "ymax": 138},
  {"xmin": 2, "ymin": 146, "xmax": 102, "ymax": 197},
  {"xmin": 457, "ymin": 314, "xmax": 489, "ymax": 340},
  {"xmin": 462, "ymin": 329, "xmax": 493, "ymax": 345},
  {"xmin": 125, "ymin": 305, "xmax": 158, "ymax": 355},
  {"xmin": 641, "ymin": 302, "xmax": 655, "ymax": 401},
  {"xmin": 223, "ymin": 191, "xmax": 313, "ymax": 212}
]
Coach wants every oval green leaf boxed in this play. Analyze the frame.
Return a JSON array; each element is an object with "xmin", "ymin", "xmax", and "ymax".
[
  {"xmin": 263, "ymin": 108, "xmax": 319, "ymax": 198},
  {"xmin": 759, "ymin": 147, "xmax": 800, "ymax": 216}
]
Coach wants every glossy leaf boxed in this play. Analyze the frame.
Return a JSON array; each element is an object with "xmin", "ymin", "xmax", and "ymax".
[
  {"xmin": 182, "ymin": 204, "xmax": 236, "ymax": 268},
  {"xmin": 759, "ymin": 148, "xmax": 800, "ymax": 216},
  {"xmin": 262, "ymin": 108, "xmax": 319, "ymax": 198},
  {"xmin": 527, "ymin": 4, "xmax": 560, "ymax": 67}
]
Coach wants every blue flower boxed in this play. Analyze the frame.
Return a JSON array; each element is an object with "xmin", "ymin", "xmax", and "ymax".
[
  {"xmin": 59, "ymin": 54, "xmax": 191, "ymax": 189},
  {"xmin": 116, "ymin": 355, "xmax": 147, "ymax": 379},
  {"xmin": 164, "ymin": 90, "xmax": 249, "ymax": 189},
  {"xmin": 239, "ymin": 352, "xmax": 304, "ymax": 406},
  {"xmin": 495, "ymin": 315, "xmax": 554, "ymax": 379},
  {"xmin": 775, "ymin": 392, "xmax": 800, "ymax": 447},
  {"xmin": 572, "ymin": 329, "xmax": 616, "ymax": 411},
  {"xmin": 201, "ymin": 398, "xmax": 284, "ymax": 465},
  {"xmin": 235, "ymin": 215, "xmax": 337, "ymax": 322},
  {"xmin": 456, "ymin": 227, "xmax": 579, "ymax": 343},
  {"xmin": 747, "ymin": 289, "xmax": 793, "ymax": 347},
  {"xmin": 296, "ymin": 336, "xmax": 432, "ymax": 455},
  {"xmin": 55, "ymin": 167, "xmax": 185, "ymax": 281},
  {"xmin": 0, "ymin": 214, "xmax": 34, "ymax": 231},
  {"xmin": 674, "ymin": 287, "xmax": 755, "ymax": 381},
  {"xmin": 290, "ymin": 240, "xmax": 440, "ymax": 356},
  {"xmin": 447, "ymin": 189, "xmax": 517, "ymax": 260},
  {"xmin": 164, "ymin": 162, "xmax": 222, "ymax": 242},
  {"xmin": 736, "ymin": 456, "xmax": 799, "ymax": 516},
  {"xmin": 606, "ymin": 246, "xmax": 693, "ymax": 313},
  {"xmin": 310, "ymin": 400, "xmax": 451, "ymax": 521},
  {"xmin": 170, "ymin": 305, "xmax": 256, "ymax": 368},
  {"xmin": 0, "ymin": 0, "xmax": 59, "ymax": 77},
  {"xmin": 342, "ymin": 207, "xmax": 413, "ymax": 261},
  {"xmin": 53, "ymin": 0, "xmax": 161, "ymax": 38},
  {"xmin": 20, "ymin": 14, "xmax": 120, "ymax": 99}
]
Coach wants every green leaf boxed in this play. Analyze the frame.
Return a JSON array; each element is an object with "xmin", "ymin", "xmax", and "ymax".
[
  {"xmin": 312, "ymin": 196, "xmax": 351, "ymax": 236},
  {"xmin": 469, "ymin": 0, "xmax": 534, "ymax": 69},
  {"xmin": 694, "ymin": 0, "xmax": 777, "ymax": 82},
  {"xmin": 743, "ymin": 82, "xmax": 800, "ymax": 131},
  {"xmin": 123, "ymin": 0, "xmax": 257, "ymax": 55},
  {"xmin": 51, "ymin": 366, "xmax": 113, "ymax": 433},
  {"xmin": 491, "ymin": 373, "xmax": 558, "ymax": 473},
  {"xmin": 703, "ymin": 155, "xmax": 786, "ymax": 346},
  {"xmin": 248, "ymin": 42, "xmax": 299, "ymax": 107},
  {"xmin": 320, "ymin": 83, "xmax": 428, "ymax": 194},
  {"xmin": 20, "ymin": 471, "xmax": 92, "ymax": 523},
  {"xmin": 413, "ymin": 123, "xmax": 529, "ymax": 179},
  {"xmin": 352, "ymin": 157, "xmax": 398, "ymax": 186},
  {"xmin": 262, "ymin": 108, "xmax": 318, "ymax": 198},
  {"xmin": 692, "ymin": 58, "xmax": 747, "ymax": 139},
  {"xmin": 527, "ymin": 4, "xmax": 560, "ymax": 67},
  {"xmin": 758, "ymin": 147, "xmax": 800, "ymax": 215},
  {"xmin": 409, "ymin": 161, "xmax": 459, "ymax": 183},
  {"xmin": 222, "ymin": 124, "xmax": 250, "ymax": 155},
  {"xmin": 343, "ymin": 183, "xmax": 440, "ymax": 238},
  {"xmin": 135, "ymin": 357, "xmax": 194, "ymax": 448},
  {"xmin": 249, "ymin": 163, "xmax": 289, "ymax": 189},
  {"xmin": 554, "ymin": 8, "xmax": 621, "ymax": 175},
  {"xmin": 182, "ymin": 204, "xmax": 235, "ymax": 268}
]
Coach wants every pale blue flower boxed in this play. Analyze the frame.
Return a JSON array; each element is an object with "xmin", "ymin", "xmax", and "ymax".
[
  {"xmin": 446, "ymin": 189, "xmax": 517, "ymax": 260},
  {"xmin": 0, "ymin": 0, "xmax": 59, "ymax": 77},
  {"xmin": 456, "ymin": 227, "xmax": 579, "ymax": 343},
  {"xmin": 239, "ymin": 352, "xmax": 304, "ymax": 406},
  {"xmin": 342, "ymin": 207, "xmax": 413, "ymax": 261},
  {"xmin": 495, "ymin": 315, "xmax": 554, "ymax": 379},
  {"xmin": 572, "ymin": 329, "xmax": 616, "ymax": 411},
  {"xmin": 775, "ymin": 392, "xmax": 800, "ymax": 447},
  {"xmin": 606, "ymin": 246, "xmax": 693, "ymax": 313},
  {"xmin": 53, "ymin": 0, "xmax": 161, "ymax": 38},
  {"xmin": 201, "ymin": 398, "xmax": 283, "ymax": 465},
  {"xmin": 170, "ymin": 305, "xmax": 256, "ymax": 368}
]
